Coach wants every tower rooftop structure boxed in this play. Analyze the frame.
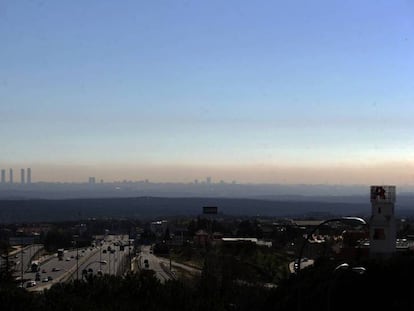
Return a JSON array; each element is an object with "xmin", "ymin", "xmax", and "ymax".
[{"xmin": 369, "ymin": 185, "xmax": 396, "ymax": 257}]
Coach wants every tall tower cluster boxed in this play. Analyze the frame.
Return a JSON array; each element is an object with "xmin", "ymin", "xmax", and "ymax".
[
  {"xmin": 0, "ymin": 168, "xmax": 32, "ymax": 184},
  {"xmin": 369, "ymin": 185, "xmax": 396, "ymax": 257},
  {"xmin": 27, "ymin": 168, "xmax": 31, "ymax": 184},
  {"xmin": 21, "ymin": 169, "xmax": 25, "ymax": 184}
]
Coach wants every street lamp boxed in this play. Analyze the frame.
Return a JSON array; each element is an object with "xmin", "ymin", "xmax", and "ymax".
[
  {"xmin": 99, "ymin": 241, "xmax": 103, "ymax": 272},
  {"xmin": 72, "ymin": 236, "xmax": 79, "ymax": 280},
  {"xmin": 295, "ymin": 217, "xmax": 366, "ymax": 273},
  {"xmin": 327, "ymin": 263, "xmax": 366, "ymax": 311},
  {"xmin": 295, "ymin": 217, "xmax": 367, "ymax": 311}
]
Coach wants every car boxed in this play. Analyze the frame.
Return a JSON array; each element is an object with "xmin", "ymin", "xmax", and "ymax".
[
  {"xmin": 81, "ymin": 250, "xmax": 85, "ymax": 253},
  {"xmin": 70, "ymin": 255, "xmax": 75, "ymax": 259},
  {"xmin": 35, "ymin": 273, "xmax": 41, "ymax": 281},
  {"xmin": 42, "ymin": 269, "xmax": 46, "ymax": 273},
  {"xmin": 103, "ymin": 250, "xmax": 107, "ymax": 254},
  {"xmin": 42, "ymin": 278, "xmax": 49, "ymax": 283},
  {"xmin": 144, "ymin": 262, "xmax": 149, "ymax": 269},
  {"xmin": 47, "ymin": 276, "xmax": 53, "ymax": 281},
  {"xmin": 97, "ymin": 270, "xmax": 103, "ymax": 276},
  {"xmin": 144, "ymin": 259, "xmax": 149, "ymax": 264},
  {"xmin": 65, "ymin": 257, "xmax": 71, "ymax": 261},
  {"xmin": 26, "ymin": 281, "xmax": 36, "ymax": 288},
  {"xmin": 88, "ymin": 268, "xmax": 93, "ymax": 273},
  {"xmin": 52, "ymin": 267, "xmax": 61, "ymax": 272},
  {"xmin": 100, "ymin": 260, "xmax": 107, "ymax": 265}
]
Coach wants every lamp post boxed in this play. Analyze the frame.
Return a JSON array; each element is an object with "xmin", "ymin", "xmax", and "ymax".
[
  {"xmin": 20, "ymin": 237, "xmax": 24, "ymax": 287},
  {"xmin": 295, "ymin": 217, "xmax": 367, "ymax": 311},
  {"xmin": 327, "ymin": 263, "xmax": 366, "ymax": 311},
  {"xmin": 108, "ymin": 249, "xmax": 111, "ymax": 275},
  {"xmin": 72, "ymin": 236, "xmax": 79, "ymax": 281},
  {"xmin": 295, "ymin": 217, "xmax": 367, "ymax": 274},
  {"xmin": 99, "ymin": 241, "xmax": 103, "ymax": 272}
]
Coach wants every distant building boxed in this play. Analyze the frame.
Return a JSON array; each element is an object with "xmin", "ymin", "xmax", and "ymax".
[
  {"xmin": 1, "ymin": 169, "xmax": 5, "ymax": 183},
  {"xmin": 9, "ymin": 168, "xmax": 13, "ymax": 184},
  {"xmin": 27, "ymin": 168, "xmax": 31, "ymax": 184},
  {"xmin": 206, "ymin": 177, "xmax": 211, "ymax": 184},
  {"xmin": 369, "ymin": 185, "xmax": 396, "ymax": 257},
  {"xmin": 194, "ymin": 229, "xmax": 209, "ymax": 247},
  {"xmin": 221, "ymin": 238, "xmax": 272, "ymax": 248},
  {"xmin": 20, "ymin": 168, "xmax": 25, "ymax": 184},
  {"xmin": 150, "ymin": 220, "xmax": 168, "ymax": 238},
  {"xmin": 203, "ymin": 206, "xmax": 218, "ymax": 215},
  {"xmin": 88, "ymin": 177, "xmax": 96, "ymax": 184}
]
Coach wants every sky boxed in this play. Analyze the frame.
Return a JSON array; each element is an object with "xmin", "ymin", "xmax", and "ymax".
[{"xmin": 1, "ymin": 0, "xmax": 414, "ymax": 184}]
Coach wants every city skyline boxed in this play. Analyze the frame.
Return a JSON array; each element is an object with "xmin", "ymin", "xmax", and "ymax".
[
  {"xmin": 1, "ymin": 1, "xmax": 413, "ymax": 184},
  {"xmin": 0, "ymin": 163, "xmax": 413, "ymax": 185}
]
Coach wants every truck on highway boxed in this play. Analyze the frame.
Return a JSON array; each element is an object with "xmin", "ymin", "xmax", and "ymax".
[
  {"xmin": 57, "ymin": 249, "xmax": 64, "ymax": 261},
  {"xmin": 31, "ymin": 260, "xmax": 40, "ymax": 272}
]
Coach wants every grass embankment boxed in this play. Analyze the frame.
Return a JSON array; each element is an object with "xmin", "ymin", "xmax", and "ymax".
[{"xmin": 169, "ymin": 243, "xmax": 293, "ymax": 285}]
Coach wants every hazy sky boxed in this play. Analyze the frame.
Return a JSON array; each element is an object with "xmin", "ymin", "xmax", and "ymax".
[{"xmin": 1, "ymin": 1, "xmax": 414, "ymax": 184}]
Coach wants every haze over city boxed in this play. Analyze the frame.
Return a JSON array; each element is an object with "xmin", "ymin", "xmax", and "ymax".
[{"xmin": 2, "ymin": 1, "xmax": 414, "ymax": 185}]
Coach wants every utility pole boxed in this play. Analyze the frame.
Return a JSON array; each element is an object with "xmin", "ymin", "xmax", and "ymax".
[
  {"xmin": 108, "ymin": 251, "xmax": 111, "ymax": 275},
  {"xmin": 99, "ymin": 242, "xmax": 102, "ymax": 272},
  {"xmin": 128, "ymin": 228, "xmax": 131, "ymax": 273},
  {"xmin": 76, "ymin": 242, "xmax": 79, "ymax": 280},
  {"xmin": 73, "ymin": 237, "xmax": 79, "ymax": 281},
  {"xmin": 20, "ymin": 237, "xmax": 24, "ymax": 287}
]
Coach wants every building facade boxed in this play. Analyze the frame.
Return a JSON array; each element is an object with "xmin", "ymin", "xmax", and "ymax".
[{"xmin": 369, "ymin": 185, "xmax": 396, "ymax": 257}]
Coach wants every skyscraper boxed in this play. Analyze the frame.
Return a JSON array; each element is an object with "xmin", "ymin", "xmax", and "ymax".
[
  {"xmin": 21, "ymin": 168, "xmax": 25, "ymax": 184},
  {"xmin": 9, "ymin": 168, "xmax": 13, "ymax": 184},
  {"xmin": 27, "ymin": 168, "xmax": 31, "ymax": 184},
  {"xmin": 1, "ymin": 169, "xmax": 5, "ymax": 183}
]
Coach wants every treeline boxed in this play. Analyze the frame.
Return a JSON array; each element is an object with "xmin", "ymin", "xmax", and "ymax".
[
  {"xmin": 0, "ymin": 197, "xmax": 367, "ymax": 223},
  {"xmin": 3, "ymin": 254, "xmax": 414, "ymax": 310},
  {"xmin": 0, "ymin": 271, "xmax": 278, "ymax": 311}
]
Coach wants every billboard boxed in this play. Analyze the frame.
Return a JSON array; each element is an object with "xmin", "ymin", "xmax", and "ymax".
[
  {"xmin": 370, "ymin": 185, "xmax": 396, "ymax": 203},
  {"xmin": 203, "ymin": 206, "xmax": 218, "ymax": 215}
]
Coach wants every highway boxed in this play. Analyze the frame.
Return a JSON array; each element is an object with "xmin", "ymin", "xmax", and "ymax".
[
  {"xmin": 10, "ymin": 244, "xmax": 43, "ymax": 278},
  {"xmin": 289, "ymin": 258, "xmax": 315, "ymax": 273},
  {"xmin": 24, "ymin": 235, "xmax": 131, "ymax": 291},
  {"xmin": 139, "ymin": 245, "xmax": 173, "ymax": 283},
  {"xmin": 24, "ymin": 247, "xmax": 98, "ymax": 290},
  {"xmin": 158, "ymin": 257, "xmax": 201, "ymax": 276},
  {"xmin": 75, "ymin": 235, "xmax": 132, "ymax": 279}
]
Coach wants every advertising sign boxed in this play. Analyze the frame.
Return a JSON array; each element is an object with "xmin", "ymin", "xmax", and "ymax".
[
  {"xmin": 370, "ymin": 185, "xmax": 396, "ymax": 203},
  {"xmin": 203, "ymin": 206, "xmax": 218, "ymax": 215}
]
